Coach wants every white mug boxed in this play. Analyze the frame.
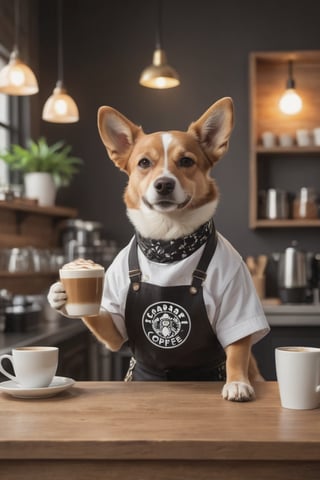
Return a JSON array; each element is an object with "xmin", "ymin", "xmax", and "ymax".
[
  {"xmin": 278, "ymin": 133, "xmax": 294, "ymax": 147},
  {"xmin": 313, "ymin": 127, "xmax": 320, "ymax": 146},
  {"xmin": 296, "ymin": 129, "xmax": 311, "ymax": 147},
  {"xmin": 275, "ymin": 346, "xmax": 320, "ymax": 410},
  {"xmin": 0, "ymin": 346, "xmax": 58, "ymax": 388},
  {"xmin": 261, "ymin": 131, "xmax": 276, "ymax": 148}
]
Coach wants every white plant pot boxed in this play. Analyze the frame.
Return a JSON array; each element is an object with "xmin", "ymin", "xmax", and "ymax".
[{"xmin": 24, "ymin": 172, "xmax": 56, "ymax": 207}]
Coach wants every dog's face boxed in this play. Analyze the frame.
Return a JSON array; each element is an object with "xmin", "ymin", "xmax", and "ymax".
[{"xmin": 98, "ymin": 98, "xmax": 234, "ymax": 238}]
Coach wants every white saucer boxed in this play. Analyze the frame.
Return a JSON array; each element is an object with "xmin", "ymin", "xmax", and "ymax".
[{"xmin": 0, "ymin": 376, "xmax": 75, "ymax": 399}]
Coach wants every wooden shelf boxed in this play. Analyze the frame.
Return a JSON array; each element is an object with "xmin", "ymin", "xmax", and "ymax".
[
  {"xmin": 0, "ymin": 270, "xmax": 58, "ymax": 277},
  {"xmin": 256, "ymin": 146, "xmax": 320, "ymax": 155},
  {"xmin": 0, "ymin": 200, "xmax": 77, "ymax": 218},
  {"xmin": 249, "ymin": 50, "xmax": 320, "ymax": 229},
  {"xmin": 252, "ymin": 219, "xmax": 320, "ymax": 228},
  {"xmin": 0, "ymin": 201, "xmax": 77, "ymax": 293},
  {"xmin": 0, "ymin": 200, "xmax": 78, "ymax": 249},
  {"xmin": 0, "ymin": 271, "xmax": 59, "ymax": 295}
]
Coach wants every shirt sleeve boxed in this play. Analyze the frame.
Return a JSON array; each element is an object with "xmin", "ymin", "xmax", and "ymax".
[{"xmin": 214, "ymin": 261, "xmax": 270, "ymax": 348}]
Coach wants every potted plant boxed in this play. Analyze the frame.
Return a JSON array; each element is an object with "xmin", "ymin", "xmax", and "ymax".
[{"xmin": 0, "ymin": 137, "xmax": 83, "ymax": 206}]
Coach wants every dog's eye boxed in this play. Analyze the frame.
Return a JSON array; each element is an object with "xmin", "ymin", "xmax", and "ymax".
[
  {"xmin": 138, "ymin": 158, "xmax": 152, "ymax": 169},
  {"xmin": 178, "ymin": 157, "xmax": 195, "ymax": 168}
]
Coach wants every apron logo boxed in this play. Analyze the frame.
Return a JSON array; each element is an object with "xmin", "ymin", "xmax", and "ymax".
[{"xmin": 142, "ymin": 301, "xmax": 191, "ymax": 349}]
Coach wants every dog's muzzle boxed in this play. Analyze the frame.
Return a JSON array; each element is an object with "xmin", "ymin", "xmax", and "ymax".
[{"xmin": 142, "ymin": 176, "xmax": 191, "ymax": 212}]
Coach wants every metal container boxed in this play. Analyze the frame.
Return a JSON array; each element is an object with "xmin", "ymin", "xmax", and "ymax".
[
  {"xmin": 0, "ymin": 289, "xmax": 12, "ymax": 332},
  {"xmin": 278, "ymin": 241, "xmax": 307, "ymax": 303},
  {"xmin": 60, "ymin": 219, "xmax": 106, "ymax": 262},
  {"xmin": 60, "ymin": 219, "xmax": 104, "ymax": 247},
  {"xmin": 266, "ymin": 189, "xmax": 289, "ymax": 220},
  {"xmin": 293, "ymin": 187, "xmax": 318, "ymax": 219},
  {"xmin": 4, "ymin": 295, "xmax": 41, "ymax": 333}
]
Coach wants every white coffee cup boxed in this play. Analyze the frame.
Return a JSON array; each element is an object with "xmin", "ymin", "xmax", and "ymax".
[
  {"xmin": 279, "ymin": 133, "xmax": 294, "ymax": 147},
  {"xmin": 296, "ymin": 129, "xmax": 311, "ymax": 147},
  {"xmin": 261, "ymin": 131, "xmax": 276, "ymax": 148},
  {"xmin": 313, "ymin": 127, "xmax": 320, "ymax": 146},
  {"xmin": 275, "ymin": 346, "xmax": 320, "ymax": 410},
  {"xmin": 0, "ymin": 346, "xmax": 58, "ymax": 388}
]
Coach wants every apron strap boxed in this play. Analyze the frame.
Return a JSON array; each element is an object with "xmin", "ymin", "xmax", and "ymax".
[
  {"xmin": 128, "ymin": 237, "xmax": 142, "ymax": 291},
  {"xmin": 190, "ymin": 224, "xmax": 218, "ymax": 294}
]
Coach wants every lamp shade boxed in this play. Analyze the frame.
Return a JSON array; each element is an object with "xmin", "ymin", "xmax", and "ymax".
[
  {"xmin": 139, "ymin": 48, "xmax": 180, "ymax": 89},
  {"xmin": 0, "ymin": 51, "xmax": 39, "ymax": 96},
  {"xmin": 42, "ymin": 82, "xmax": 79, "ymax": 123}
]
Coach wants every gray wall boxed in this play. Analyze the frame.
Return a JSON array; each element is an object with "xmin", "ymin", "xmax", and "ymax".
[{"xmin": 37, "ymin": 0, "xmax": 320, "ymax": 258}]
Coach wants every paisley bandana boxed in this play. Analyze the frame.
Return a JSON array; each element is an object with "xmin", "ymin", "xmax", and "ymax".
[{"xmin": 136, "ymin": 219, "xmax": 215, "ymax": 263}]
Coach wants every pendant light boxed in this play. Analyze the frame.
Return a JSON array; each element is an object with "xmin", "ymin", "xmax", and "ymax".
[
  {"xmin": 278, "ymin": 60, "xmax": 302, "ymax": 115},
  {"xmin": 139, "ymin": 0, "xmax": 180, "ymax": 89},
  {"xmin": 0, "ymin": 0, "xmax": 39, "ymax": 96},
  {"xmin": 42, "ymin": 0, "xmax": 79, "ymax": 123}
]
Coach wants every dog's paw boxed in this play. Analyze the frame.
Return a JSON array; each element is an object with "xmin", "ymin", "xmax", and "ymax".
[
  {"xmin": 222, "ymin": 381, "xmax": 255, "ymax": 402},
  {"xmin": 47, "ymin": 281, "xmax": 67, "ymax": 310}
]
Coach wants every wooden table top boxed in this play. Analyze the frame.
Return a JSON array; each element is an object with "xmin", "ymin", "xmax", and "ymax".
[{"xmin": 0, "ymin": 381, "xmax": 319, "ymax": 461}]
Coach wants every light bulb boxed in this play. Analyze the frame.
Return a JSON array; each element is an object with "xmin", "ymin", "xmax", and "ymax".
[
  {"xmin": 54, "ymin": 98, "xmax": 68, "ymax": 115},
  {"xmin": 9, "ymin": 67, "xmax": 25, "ymax": 86},
  {"xmin": 154, "ymin": 77, "xmax": 169, "ymax": 88},
  {"xmin": 279, "ymin": 88, "xmax": 302, "ymax": 115}
]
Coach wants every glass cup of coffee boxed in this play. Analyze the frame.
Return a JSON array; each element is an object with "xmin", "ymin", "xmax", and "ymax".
[{"xmin": 59, "ymin": 258, "xmax": 105, "ymax": 317}]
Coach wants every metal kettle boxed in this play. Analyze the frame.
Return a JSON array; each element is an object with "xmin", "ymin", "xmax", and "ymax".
[{"xmin": 278, "ymin": 241, "xmax": 307, "ymax": 303}]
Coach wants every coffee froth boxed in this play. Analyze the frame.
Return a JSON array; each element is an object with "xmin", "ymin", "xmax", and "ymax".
[
  {"xmin": 278, "ymin": 346, "xmax": 319, "ymax": 353},
  {"xmin": 61, "ymin": 258, "xmax": 104, "ymax": 271}
]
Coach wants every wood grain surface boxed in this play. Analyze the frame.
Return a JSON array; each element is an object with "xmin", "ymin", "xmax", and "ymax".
[{"xmin": 0, "ymin": 381, "xmax": 319, "ymax": 479}]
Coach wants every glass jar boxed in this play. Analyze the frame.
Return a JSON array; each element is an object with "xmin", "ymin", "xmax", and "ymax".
[{"xmin": 293, "ymin": 187, "xmax": 318, "ymax": 219}]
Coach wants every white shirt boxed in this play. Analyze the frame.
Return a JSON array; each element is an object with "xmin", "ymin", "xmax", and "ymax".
[{"xmin": 102, "ymin": 232, "xmax": 270, "ymax": 348}]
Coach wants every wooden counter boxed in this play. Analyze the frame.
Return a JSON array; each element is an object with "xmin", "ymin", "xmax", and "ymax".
[{"xmin": 0, "ymin": 381, "xmax": 319, "ymax": 479}]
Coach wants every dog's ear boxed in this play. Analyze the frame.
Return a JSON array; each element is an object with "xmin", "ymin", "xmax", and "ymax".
[
  {"xmin": 98, "ymin": 106, "xmax": 143, "ymax": 172},
  {"xmin": 188, "ymin": 97, "xmax": 234, "ymax": 165}
]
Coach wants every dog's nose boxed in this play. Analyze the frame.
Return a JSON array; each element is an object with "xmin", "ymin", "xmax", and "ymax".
[{"xmin": 154, "ymin": 177, "xmax": 175, "ymax": 196}]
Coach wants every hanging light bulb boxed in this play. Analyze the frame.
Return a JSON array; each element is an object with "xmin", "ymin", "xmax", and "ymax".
[
  {"xmin": 139, "ymin": 0, "xmax": 180, "ymax": 89},
  {"xmin": 0, "ymin": 0, "xmax": 38, "ymax": 96},
  {"xmin": 279, "ymin": 60, "xmax": 302, "ymax": 115},
  {"xmin": 42, "ymin": 0, "xmax": 79, "ymax": 123}
]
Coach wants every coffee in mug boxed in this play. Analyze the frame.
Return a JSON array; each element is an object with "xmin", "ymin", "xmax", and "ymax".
[
  {"xmin": 0, "ymin": 346, "xmax": 58, "ymax": 388},
  {"xmin": 275, "ymin": 346, "xmax": 320, "ymax": 410},
  {"xmin": 59, "ymin": 258, "xmax": 104, "ymax": 317}
]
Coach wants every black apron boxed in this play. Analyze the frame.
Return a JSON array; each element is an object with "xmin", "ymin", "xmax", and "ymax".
[{"xmin": 124, "ymin": 231, "xmax": 226, "ymax": 381}]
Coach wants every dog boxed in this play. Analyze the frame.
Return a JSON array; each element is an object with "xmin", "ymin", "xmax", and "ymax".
[{"xmin": 48, "ymin": 97, "xmax": 269, "ymax": 401}]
